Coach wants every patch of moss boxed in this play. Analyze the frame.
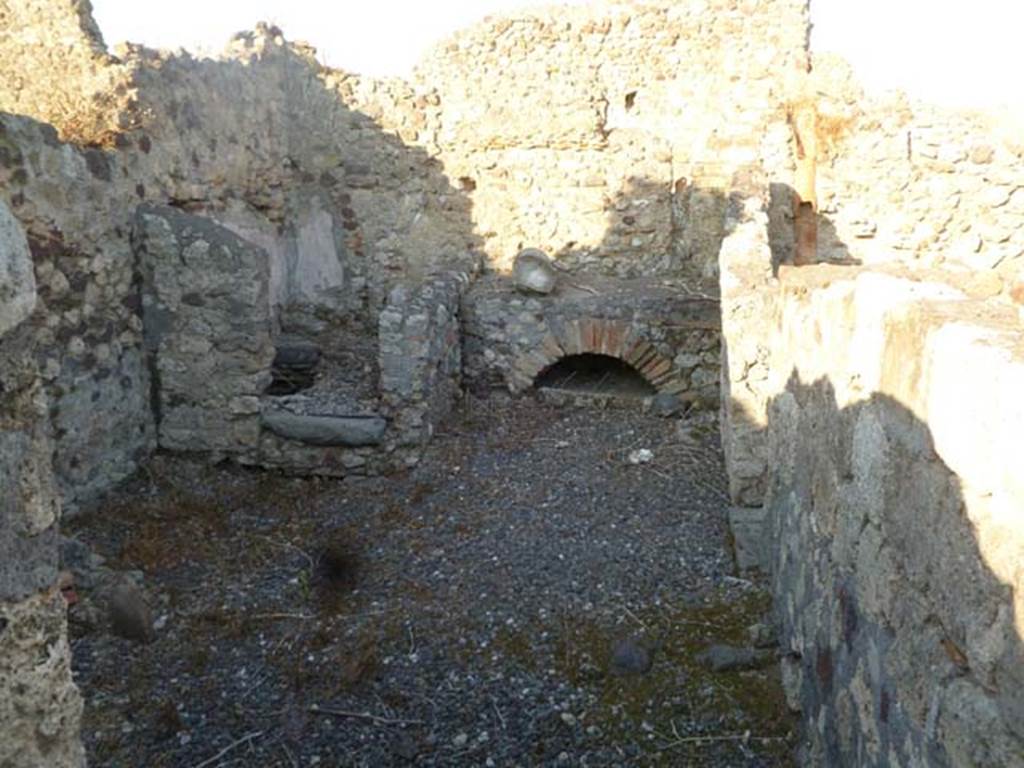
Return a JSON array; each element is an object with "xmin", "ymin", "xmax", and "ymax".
[{"xmin": 489, "ymin": 588, "xmax": 796, "ymax": 765}]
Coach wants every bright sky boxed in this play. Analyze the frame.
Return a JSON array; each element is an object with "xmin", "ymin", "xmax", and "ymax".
[{"xmin": 90, "ymin": 0, "xmax": 1022, "ymax": 111}]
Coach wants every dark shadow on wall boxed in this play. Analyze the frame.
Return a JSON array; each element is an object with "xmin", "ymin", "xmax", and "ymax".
[
  {"xmin": 115, "ymin": 32, "xmax": 486, "ymax": 453},
  {"xmin": 2, "ymin": 25, "xmax": 486, "ymax": 505},
  {"xmin": 116, "ymin": 28, "xmax": 484, "ymax": 321},
  {"xmin": 2, "ymin": 28, "xmax": 490, "ymax": 765},
  {"xmin": 760, "ymin": 372, "xmax": 1023, "ymax": 766},
  {"xmin": 548, "ymin": 174, "xmax": 855, "ymax": 280},
  {"xmin": 564, "ymin": 168, "xmax": 1023, "ymax": 764}
]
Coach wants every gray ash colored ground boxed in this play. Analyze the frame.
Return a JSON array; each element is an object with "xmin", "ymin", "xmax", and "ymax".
[{"xmin": 68, "ymin": 396, "xmax": 797, "ymax": 767}]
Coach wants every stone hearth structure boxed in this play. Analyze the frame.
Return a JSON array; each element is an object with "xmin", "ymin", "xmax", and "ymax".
[{"xmin": 462, "ymin": 275, "xmax": 720, "ymax": 400}]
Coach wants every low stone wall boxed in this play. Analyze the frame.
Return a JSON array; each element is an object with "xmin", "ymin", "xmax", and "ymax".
[
  {"xmin": 133, "ymin": 206, "xmax": 468, "ymax": 476},
  {"xmin": 256, "ymin": 270, "xmax": 469, "ymax": 475},
  {"xmin": 380, "ymin": 270, "xmax": 469, "ymax": 460},
  {"xmin": 0, "ymin": 113, "xmax": 153, "ymax": 512},
  {"xmin": 0, "ymin": 200, "xmax": 84, "ymax": 768},
  {"xmin": 731, "ymin": 264, "xmax": 1024, "ymax": 765},
  {"xmin": 135, "ymin": 205, "xmax": 274, "ymax": 458},
  {"xmin": 461, "ymin": 274, "xmax": 720, "ymax": 402},
  {"xmin": 718, "ymin": 192, "xmax": 777, "ymax": 506}
]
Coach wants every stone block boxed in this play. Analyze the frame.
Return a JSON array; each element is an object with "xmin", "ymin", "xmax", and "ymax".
[
  {"xmin": 0, "ymin": 590, "xmax": 84, "ymax": 768},
  {"xmin": 261, "ymin": 410, "xmax": 387, "ymax": 447},
  {"xmin": 728, "ymin": 506, "xmax": 769, "ymax": 572}
]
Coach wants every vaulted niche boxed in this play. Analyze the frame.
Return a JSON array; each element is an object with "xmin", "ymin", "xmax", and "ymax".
[{"xmin": 533, "ymin": 353, "xmax": 656, "ymax": 397}]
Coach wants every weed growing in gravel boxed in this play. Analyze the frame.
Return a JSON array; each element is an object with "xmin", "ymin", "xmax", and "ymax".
[{"xmin": 489, "ymin": 588, "xmax": 797, "ymax": 765}]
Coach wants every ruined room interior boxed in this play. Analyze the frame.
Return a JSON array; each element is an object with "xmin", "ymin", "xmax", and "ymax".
[{"xmin": 1, "ymin": 0, "xmax": 1022, "ymax": 766}]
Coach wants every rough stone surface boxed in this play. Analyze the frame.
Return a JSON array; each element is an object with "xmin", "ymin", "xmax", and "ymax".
[
  {"xmin": 134, "ymin": 205, "xmax": 275, "ymax": 457},
  {"xmin": 0, "ymin": 114, "xmax": 153, "ymax": 512},
  {"xmin": 0, "ymin": 199, "xmax": 36, "ymax": 335},
  {"xmin": 718, "ymin": 192, "xmax": 777, "ymax": 507},
  {"xmin": 462, "ymin": 274, "xmax": 721, "ymax": 399},
  {"xmin": 418, "ymin": 0, "xmax": 810, "ymax": 276},
  {"xmin": 723, "ymin": 264, "xmax": 1024, "ymax": 766},
  {"xmin": 512, "ymin": 248, "xmax": 558, "ymax": 294},
  {"xmin": 379, "ymin": 271, "xmax": 469, "ymax": 456},
  {"xmin": 0, "ymin": 216, "xmax": 83, "ymax": 766},
  {"xmin": 261, "ymin": 410, "xmax": 387, "ymax": 447},
  {"xmin": 806, "ymin": 56, "xmax": 1024, "ymax": 278},
  {"xmin": 0, "ymin": 329, "xmax": 62, "ymax": 603},
  {"xmin": 0, "ymin": 590, "xmax": 85, "ymax": 768}
]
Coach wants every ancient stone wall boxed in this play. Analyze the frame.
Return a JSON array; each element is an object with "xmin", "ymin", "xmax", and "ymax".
[
  {"xmin": 793, "ymin": 55, "xmax": 1024, "ymax": 287},
  {"xmin": 0, "ymin": 114, "xmax": 153, "ymax": 510},
  {"xmin": 379, "ymin": 270, "xmax": 470, "ymax": 459},
  {"xmin": 0, "ymin": 199, "xmax": 84, "ymax": 768},
  {"xmin": 416, "ymin": 0, "xmax": 809, "ymax": 276},
  {"xmin": 461, "ymin": 275, "xmax": 720, "ymax": 401},
  {"xmin": 134, "ymin": 205, "xmax": 274, "ymax": 458},
  {"xmin": 755, "ymin": 265, "xmax": 1024, "ymax": 765},
  {"xmin": 0, "ymin": 6, "xmax": 482, "ymax": 505}
]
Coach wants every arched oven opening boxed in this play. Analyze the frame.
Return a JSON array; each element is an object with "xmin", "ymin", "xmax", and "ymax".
[{"xmin": 533, "ymin": 353, "xmax": 656, "ymax": 397}]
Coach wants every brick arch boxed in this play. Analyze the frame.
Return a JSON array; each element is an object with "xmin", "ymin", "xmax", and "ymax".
[{"xmin": 509, "ymin": 317, "xmax": 682, "ymax": 394}]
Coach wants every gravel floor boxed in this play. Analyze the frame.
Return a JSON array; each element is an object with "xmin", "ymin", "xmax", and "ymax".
[{"xmin": 68, "ymin": 395, "xmax": 798, "ymax": 767}]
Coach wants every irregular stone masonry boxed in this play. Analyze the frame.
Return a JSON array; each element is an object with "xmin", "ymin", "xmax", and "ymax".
[
  {"xmin": 806, "ymin": 56, "xmax": 1024, "ymax": 285},
  {"xmin": 462, "ymin": 275, "xmax": 721, "ymax": 401},
  {"xmin": 134, "ymin": 204, "xmax": 275, "ymax": 459},
  {"xmin": 719, "ymin": 186, "xmax": 1024, "ymax": 763},
  {"xmin": 759, "ymin": 266, "xmax": 1024, "ymax": 766},
  {"xmin": 0, "ymin": 113, "xmax": 153, "ymax": 512},
  {"xmin": 247, "ymin": 269, "xmax": 471, "ymax": 477},
  {"xmin": 418, "ymin": 0, "xmax": 810, "ymax": 277},
  {"xmin": 133, "ymin": 203, "xmax": 470, "ymax": 476},
  {"xmin": 379, "ymin": 270, "xmax": 469, "ymax": 459},
  {"xmin": 1, "ymin": 0, "xmax": 1024, "ymax": 765},
  {"xmin": 0, "ymin": 200, "xmax": 84, "ymax": 767}
]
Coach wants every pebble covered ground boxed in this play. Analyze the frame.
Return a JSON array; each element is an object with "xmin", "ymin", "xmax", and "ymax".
[{"xmin": 68, "ymin": 395, "xmax": 798, "ymax": 767}]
